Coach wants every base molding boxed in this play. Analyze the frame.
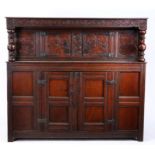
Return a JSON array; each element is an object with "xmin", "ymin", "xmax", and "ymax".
[{"xmin": 8, "ymin": 130, "xmax": 143, "ymax": 142}]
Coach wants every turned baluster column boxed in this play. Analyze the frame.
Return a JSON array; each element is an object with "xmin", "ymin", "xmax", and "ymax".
[
  {"xmin": 7, "ymin": 29, "xmax": 16, "ymax": 62},
  {"xmin": 138, "ymin": 30, "xmax": 146, "ymax": 62}
]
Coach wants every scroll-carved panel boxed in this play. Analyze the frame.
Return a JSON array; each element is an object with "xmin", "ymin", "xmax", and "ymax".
[
  {"xmin": 72, "ymin": 31, "xmax": 82, "ymax": 56},
  {"xmin": 7, "ymin": 18, "xmax": 147, "ymax": 62},
  {"xmin": 118, "ymin": 30, "xmax": 138, "ymax": 58},
  {"xmin": 83, "ymin": 31, "xmax": 110, "ymax": 56},
  {"xmin": 16, "ymin": 29, "xmax": 140, "ymax": 60},
  {"xmin": 44, "ymin": 30, "xmax": 111, "ymax": 58},
  {"xmin": 17, "ymin": 30, "xmax": 36, "ymax": 58},
  {"xmin": 44, "ymin": 31, "xmax": 71, "ymax": 56}
]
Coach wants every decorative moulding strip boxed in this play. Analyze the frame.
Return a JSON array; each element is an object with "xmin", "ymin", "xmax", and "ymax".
[{"xmin": 6, "ymin": 18, "xmax": 147, "ymax": 30}]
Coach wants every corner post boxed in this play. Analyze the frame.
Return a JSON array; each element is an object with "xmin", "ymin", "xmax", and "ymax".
[
  {"xmin": 138, "ymin": 29, "xmax": 146, "ymax": 62},
  {"xmin": 7, "ymin": 29, "xmax": 16, "ymax": 62}
]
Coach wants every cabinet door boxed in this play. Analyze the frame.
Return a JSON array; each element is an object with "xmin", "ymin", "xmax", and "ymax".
[
  {"xmin": 78, "ymin": 72, "xmax": 115, "ymax": 132},
  {"xmin": 41, "ymin": 72, "xmax": 75, "ymax": 132}
]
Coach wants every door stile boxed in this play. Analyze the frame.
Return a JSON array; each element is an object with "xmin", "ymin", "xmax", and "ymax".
[{"xmin": 105, "ymin": 72, "xmax": 116, "ymax": 131}]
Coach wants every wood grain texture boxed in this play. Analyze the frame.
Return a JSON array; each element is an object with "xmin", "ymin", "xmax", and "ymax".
[
  {"xmin": 6, "ymin": 18, "xmax": 147, "ymax": 30},
  {"xmin": 7, "ymin": 18, "xmax": 147, "ymax": 62},
  {"xmin": 7, "ymin": 18, "xmax": 146, "ymax": 141}
]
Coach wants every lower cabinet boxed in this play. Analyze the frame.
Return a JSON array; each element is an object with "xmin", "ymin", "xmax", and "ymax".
[{"xmin": 8, "ymin": 63, "xmax": 145, "ymax": 141}]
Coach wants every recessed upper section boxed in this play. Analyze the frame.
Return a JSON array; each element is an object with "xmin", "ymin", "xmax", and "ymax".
[{"xmin": 6, "ymin": 18, "xmax": 147, "ymax": 62}]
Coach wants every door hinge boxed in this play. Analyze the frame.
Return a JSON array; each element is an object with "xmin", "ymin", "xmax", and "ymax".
[
  {"xmin": 40, "ymin": 32, "xmax": 46, "ymax": 36},
  {"xmin": 37, "ymin": 118, "xmax": 47, "ymax": 123},
  {"xmin": 37, "ymin": 118, "xmax": 47, "ymax": 131},
  {"xmin": 106, "ymin": 119, "xmax": 115, "ymax": 124},
  {"xmin": 102, "ymin": 52, "xmax": 115, "ymax": 58},
  {"xmin": 37, "ymin": 80, "xmax": 47, "ymax": 85},
  {"xmin": 106, "ymin": 80, "xmax": 116, "ymax": 85},
  {"xmin": 74, "ymin": 72, "xmax": 80, "ymax": 78},
  {"xmin": 40, "ymin": 52, "xmax": 47, "ymax": 57}
]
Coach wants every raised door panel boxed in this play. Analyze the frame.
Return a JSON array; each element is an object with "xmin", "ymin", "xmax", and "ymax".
[
  {"xmin": 117, "ymin": 72, "xmax": 141, "ymax": 130},
  {"xmin": 118, "ymin": 107, "xmax": 139, "ymax": 130},
  {"xmin": 119, "ymin": 72, "xmax": 140, "ymax": 96},
  {"xmin": 11, "ymin": 71, "xmax": 36, "ymax": 131},
  {"xmin": 12, "ymin": 107, "xmax": 34, "ymax": 130},
  {"xmin": 44, "ymin": 72, "xmax": 75, "ymax": 132},
  {"xmin": 78, "ymin": 72, "xmax": 107, "ymax": 131}
]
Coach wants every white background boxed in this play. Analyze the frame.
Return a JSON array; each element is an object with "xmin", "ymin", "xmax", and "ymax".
[{"xmin": 0, "ymin": 0, "xmax": 155, "ymax": 154}]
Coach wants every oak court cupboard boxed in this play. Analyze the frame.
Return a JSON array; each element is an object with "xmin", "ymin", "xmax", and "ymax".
[{"xmin": 6, "ymin": 17, "xmax": 147, "ymax": 141}]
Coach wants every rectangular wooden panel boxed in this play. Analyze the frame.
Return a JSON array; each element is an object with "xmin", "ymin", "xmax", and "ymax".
[
  {"xmin": 17, "ymin": 29, "xmax": 36, "ymax": 59},
  {"xmin": 12, "ymin": 72, "xmax": 33, "ymax": 96},
  {"xmin": 44, "ymin": 72, "xmax": 74, "ymax": 131},
  {"xmin": 13, "ymin": 107, "xmax": 34, "ymax": 130},
  {"xmin": 79, "ymin": 72, "xmax": 106, "ymax": 131},
  {"xmin": 117, "ymin": 71, "xmax": 141, "ymax": 132},
  {"xmin": 85, "ymin": 80, "xmax": 104, "ymax": 97},
  {"xmin": 42, "ymin": 29, "xmax": 112, "ymax": 59},
  {"xmin": 49, "ymin": 79, "xmax": 69, "ymax": 97},
  {"xmin": 83, "ymin": 31, "xmax": 110, "ymax": 56},
  {"xmin": 49, "ymin": 106, "xmax": 68, "ymax": 122},
  {"xmin": 118, "ymin": 107, "xmax": 139, "ymax": 130},
  {"xmin": 85, "ymin": 107, "xmax": 104, "ymax": 123},
  {"xmin": 72, "ymin": 31, "xmax": 82, "ymax": 56},
  {"xmin": 117, "ymin": 30, "xmax": 138, "ymax": 58},
  {"xmin": 15, "ymin": 28, "xmax": 139, "ymax": 61},
  {"xmin": 119, "ymin": 72, "xmax": 140, "ymax": 96},
  {"xmin": 44, "ymin": 30, "xmax": 71, "ymax": 56}
]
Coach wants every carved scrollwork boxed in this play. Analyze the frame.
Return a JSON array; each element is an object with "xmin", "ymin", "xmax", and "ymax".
[
  {"xmin": 83, "ymin": 32, "xmax": 109, "ymax": 55},
  {"xmin": 7, "ymin": 29, "xmax": 16, "ymax": 62},
  {"xmin": 138, "ymin": 30, "xmax": 146, "ymax": 62},
  {"xmin": 6, "ymin": 18, "xmax": 147, "ymax": 30}
]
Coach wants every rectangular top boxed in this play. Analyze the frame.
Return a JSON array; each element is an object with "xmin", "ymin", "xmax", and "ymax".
[{"xmin": 6, "ymin": 17, "xmax": 147, "ymax": 30}]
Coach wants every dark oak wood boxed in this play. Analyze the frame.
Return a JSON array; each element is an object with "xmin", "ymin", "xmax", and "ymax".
[{"xmin": 7, "ymin": 18, "xmax": 147, "ymax": 141}]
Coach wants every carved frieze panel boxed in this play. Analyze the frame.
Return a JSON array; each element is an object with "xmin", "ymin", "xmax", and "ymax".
[
  {"xmin": 44, "ymin": 31, "xmax": 71, "ymax": 57},
  {"xmin": 43, "ymin": 30, "xmax": 112, "ymax": 58},
  {"xmin": 7, "ymin": 18, "xmax": 147, "ymax": 30},
  {"xmin": 17, "ymin": 30, "xmax": 36, "ymax": 57},
  {"xmin": 72, "ymin": 31, "xmax": 83, "ymax": 56},
  {"xmin": 118, "ymin": 30, "xmax": 138, "ymax": 58},
  {"xmin": 15, "ymin": 28, "xmax": 142, "ymax": 61},
  {"xmin": 83, "ymin": 31, "xmax": 110, "ymax": 56},
  {"xmin": 7, "ymin": 18, "xmax": 147, "ymax": 62}
]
